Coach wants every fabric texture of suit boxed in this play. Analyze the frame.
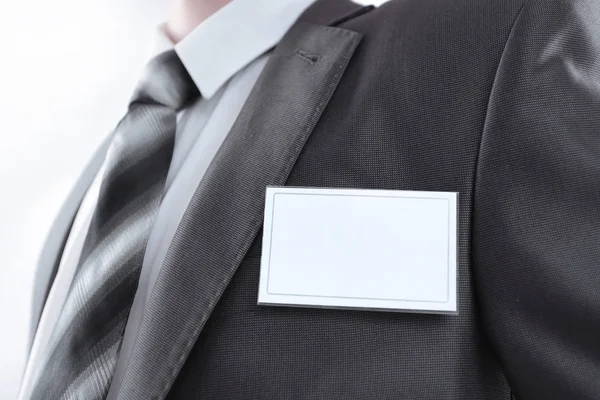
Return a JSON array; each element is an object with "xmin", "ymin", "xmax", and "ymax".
[{"xmin": 29, "ymin": 0, "xmax": 600, "ymax": 399}]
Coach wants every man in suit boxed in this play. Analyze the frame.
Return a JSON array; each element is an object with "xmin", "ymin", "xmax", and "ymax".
[{"xmin": 18, "ymin": 0, "xmax": 600, "ymax": 399}]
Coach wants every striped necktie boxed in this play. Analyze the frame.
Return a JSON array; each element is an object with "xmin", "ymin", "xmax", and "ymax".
[{"xmin": 30, "ymin": 49, "xmax": 200, "ymax": 400}]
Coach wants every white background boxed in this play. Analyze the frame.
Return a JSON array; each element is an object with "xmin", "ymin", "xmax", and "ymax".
[{"xmin": 0, "ymin": 0, "xmax": 387, "ymax": 397}]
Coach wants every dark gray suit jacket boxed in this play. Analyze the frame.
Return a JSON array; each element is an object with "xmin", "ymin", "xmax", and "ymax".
[{"xmin": 31, "ymin": 0, "xmax": 600, "ymax": 398}]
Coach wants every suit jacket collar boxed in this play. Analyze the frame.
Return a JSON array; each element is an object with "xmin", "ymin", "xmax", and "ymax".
[
  {"xmin": 301, "ymin": 0, "xmax": 373, "ymax": 25},
  {"xmin": 109, "ymin": 2, "xmax": 371, "ymax": 399}
]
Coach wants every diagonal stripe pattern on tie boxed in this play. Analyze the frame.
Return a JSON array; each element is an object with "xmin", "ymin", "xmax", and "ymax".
[{"xmin": 30, "ymin": 49, "xmax": 200, "ymax": 400}]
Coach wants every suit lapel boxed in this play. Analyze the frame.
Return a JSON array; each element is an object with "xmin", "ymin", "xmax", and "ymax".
[
  {"xmin": 28, "ymin": 136, "xmax": 111, "ymax": 351},
  {"xmin": 114, "ymin": 10, "xmax": 365, "ymax": 400}
]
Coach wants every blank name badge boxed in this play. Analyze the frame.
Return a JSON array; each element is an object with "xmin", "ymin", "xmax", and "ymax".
[{"xmin": 258, "ymin": 187, "xmax": 458, "ymax": 314}]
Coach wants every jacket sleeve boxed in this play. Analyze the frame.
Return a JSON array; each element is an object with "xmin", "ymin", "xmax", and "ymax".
[{"xmin": 473, "ymin": 0, "xmax": 600, "ymax": 398}]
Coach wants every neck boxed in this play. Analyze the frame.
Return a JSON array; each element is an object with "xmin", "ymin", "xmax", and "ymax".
[{"xmin": 165, "ymin": 0, "xmax": 232, "ymax": 43}]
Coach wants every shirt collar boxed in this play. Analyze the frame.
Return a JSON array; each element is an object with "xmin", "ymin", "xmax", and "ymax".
[{"xmin": 150, "ymin": 0, "xmax": 316, "ymax": 99}]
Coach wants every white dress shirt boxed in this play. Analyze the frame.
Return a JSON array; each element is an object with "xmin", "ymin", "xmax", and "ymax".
[{"xmin": 19, "ymin": 0, "xmax": 315, "ymax": 397}]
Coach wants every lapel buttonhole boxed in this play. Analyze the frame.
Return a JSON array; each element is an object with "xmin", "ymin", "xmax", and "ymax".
[{"xmin": 295, "ymin": 49, "xmax": 321, "ymax": 64}]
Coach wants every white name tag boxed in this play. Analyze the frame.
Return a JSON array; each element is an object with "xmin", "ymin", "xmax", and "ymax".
[{"xmin": 258, "ymin": 187, "xmax": 458, "ymax": 314}]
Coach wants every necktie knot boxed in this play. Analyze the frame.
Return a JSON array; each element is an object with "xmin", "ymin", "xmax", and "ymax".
[{"xmin": 131, "ymin": 49, "xmax": 200, "ymax": 111}]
